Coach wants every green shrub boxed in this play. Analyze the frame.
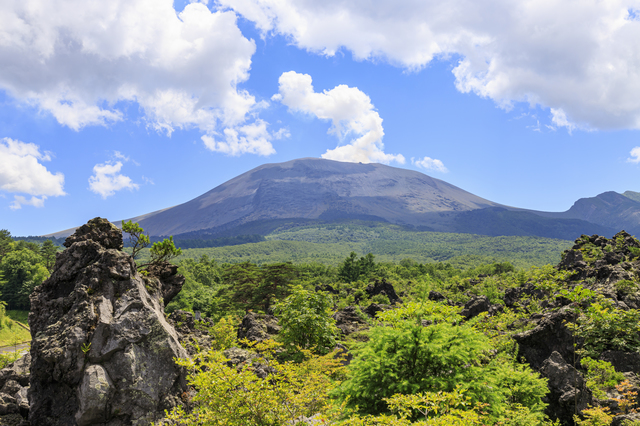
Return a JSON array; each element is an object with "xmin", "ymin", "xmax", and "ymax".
[
  {"xmin": 614, "ymin": 279, "xmax": 638, "ymax": 295},
  {"xmin": 274, "ymin": 286, "xmax": 338, "ymax": 356},
  {"xmin": 571, "ymin": 298, "xmax": 640, "ymax": 358},
  {"xmin": 581, "ymin": 357, "xmax": 624, "ymax": 399}
]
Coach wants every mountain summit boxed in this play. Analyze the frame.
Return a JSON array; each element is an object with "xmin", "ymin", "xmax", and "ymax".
[
  {"xmin": 135, "ymin": 158, "xmax": 501, "ymax": 236},
  {"xmin": 45, "ymin": 158, "xmax": 639, "ymax": 240}
]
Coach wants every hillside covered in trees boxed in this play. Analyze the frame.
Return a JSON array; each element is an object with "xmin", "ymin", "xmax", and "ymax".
[{"xmin": 5, "ymin": 219, "xmax": 640, "ymax": 425}]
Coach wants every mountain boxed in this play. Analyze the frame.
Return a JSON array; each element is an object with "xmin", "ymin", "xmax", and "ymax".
[
  {"xmin": 44, "ymin": 158, "xmax": 639, "ymax": 240},
  {"xmin": 549, "ymin": 191, "xmax": 640, "ymax": 236},
  {"xmin": 134, "ymin": 158, "xmax": 503, "ymax": 236}
]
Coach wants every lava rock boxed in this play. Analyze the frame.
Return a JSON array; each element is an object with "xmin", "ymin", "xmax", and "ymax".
[
  {"xmin": 237, "ymin": 312, "xmax": 281, "ymax": 343},
  {"xmin": 514, "ymin": 306, "xmax": 579, "ymax": 370},
  {"xmin": 600, "ymin": 350, "xmax": 640, "ymax": 375},
  {"xmin": 365, "ymin": 279, "xmax": 402, "ymax": 305},
  {"xmin": 460, "ymin": 296, "xmax": 491, "ymax": 320},
  {"xmin": 29, "ymin": 218, "xmax": 188, "ymax": 426},
  {"xmin": 539, "ymin": 351, "xmax": 591, "ymax": 425},
  {"xmin": 333, "ymin": 306, "xmax": 369, "ymax": 336}
]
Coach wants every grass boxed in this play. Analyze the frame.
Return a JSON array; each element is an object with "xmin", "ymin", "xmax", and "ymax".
[
  {"xmin": 7, "ymin": 310, "xmax": 28, "ymax": 325},
  {"xmin": 0, "ymin": 311, "xmax": 30, "ymax": 347}
]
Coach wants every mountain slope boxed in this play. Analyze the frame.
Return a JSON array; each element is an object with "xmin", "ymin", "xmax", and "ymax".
[
  {"xmin": 134, "ymin": 158, "xmax": 503, "ymax": 236},
  {"xmin": 555, "ymin": 191, "xmax": 640, "ymax": 235}
]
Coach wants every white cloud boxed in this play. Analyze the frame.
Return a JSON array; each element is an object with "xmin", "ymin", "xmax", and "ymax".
[
  {"xmin": 10, "ymin": 196, "xmax": 46, "ymax": 210},
  {"xmin": 628, "ymin": 146, "xmax": 640, "ymax": 163},
  {"xmin": 0, "ymin": 0, "xmax": 279, "ymax": 154},
  {"xmin": 0, "ymin": 138, "xmax": 65, "ymax": 208},
  {"xmin": 201, "ymin": 119, "xmax": 279, "ymax": 156},
  {"xmin": 274, "ymin": 71, "xmax": 404, "ymax": 164},
  {"xmin": 219, "ymin": 0, "xmax": 640, "ymax": 132},
  {"xmin": 412, "ymin": 156, "xmax": 448, "ymax": 173},
  {"xmin": 88, "ymin": 161, "xmax": 139, "ymax": 199}
]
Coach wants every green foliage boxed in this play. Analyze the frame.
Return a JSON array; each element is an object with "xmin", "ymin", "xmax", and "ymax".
[
  {"xmin": 149, "ymin": 236, "xmax": 182, "ymax": 265},
  {"xmin": 217, "ymin": 262, "xmax": 297, "ymax": 314},
  {"xmin": 334, "ymin": 307, "xmax": 494, "ymax": 415},
  {"xmin": 339, "ymin": 252, "xmax": 377, "ymax": 283},
  {"xmin": 274, "ymin": 286, "xmax": 338, "ymax": 356},
  {"xmin": 615, "ymin": 279, "xmax": 638, "ymax": 295},
  {"xmin": 122, "ymin": 220, "xmax": 150, "ymax": 260},
  {"xmin": 39, "ymin": 239, "xmax": 58, "ymax": 272},
  {"xmin": 574, "ymin": 406, "xmax": 613, "ymax": 426},
  {"xmin": 0, "ymin": 248, "xmax": 49, "ymax": 309},
  {"xmin": 581, "ymin": 357, "xmax": 624, "ymax": 399},
  {"xmin": 160, "ymin": 340, "xmax": 343, "ymax": 426},
  {"xmin": 570, "ymin": 298, "xmax": 640, "ymax": 358}
]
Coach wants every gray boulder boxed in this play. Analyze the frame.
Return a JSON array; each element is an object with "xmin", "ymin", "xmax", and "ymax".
[
  {"xmin": 539, "ymin": 351, "xmax": 591, "ymax": 425},
  {"xmin": 29, "ymin": 217, "xmax": 189, "ymax": 426},
  {"xmin": 237, "ymin": 312, "xmax": 280, "ymax": 343},
  {"xmin": 514, "ymin": 306, "xmax": 579, "ymax": 370}
]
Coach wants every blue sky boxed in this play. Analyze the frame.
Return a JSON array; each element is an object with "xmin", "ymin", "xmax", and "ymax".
[{"xmin": 1, "ymin": 0, "xmax": 640, "ymax": 236}]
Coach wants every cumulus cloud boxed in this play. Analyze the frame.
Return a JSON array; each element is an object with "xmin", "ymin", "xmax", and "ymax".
[
  {"xmin": 412, "ymin": 157, "xmax": 448, "ymax": 173},
  {"xmin": 0, "ymin": 138, "xmax": 65, "ymax": 209},
  {"xmin": 89, "ymin": 161, "xmax": 139, "ymax": 199},
  {"xmin": 219, "ymin": 0, "xmax": 640, "ymax": 131},
  {"xmin": 273, "ymin": 71, "xmax": 404, "ymax": 164},
  {"xmin": 628, "ymin": 146, "xmax": 640, "ymax": 163},
  {"xmin": 0, "ymin": 0, "xmax": 279, "ymax": 154}
]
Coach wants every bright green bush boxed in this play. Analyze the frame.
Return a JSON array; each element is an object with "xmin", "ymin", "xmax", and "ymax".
[
  {"xmin": 274, "ymin": 286, "xmax": 338, "ymax": 356},
  {"xmin": 581, "ymin": 357, "xmax": 624, "ymax": 399}
]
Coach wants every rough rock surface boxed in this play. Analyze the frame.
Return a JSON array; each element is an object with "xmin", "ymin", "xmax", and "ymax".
[
  {"xmin": 557, "ymin": 231, "xmax": 640, "ymax": 286},
  {"xmin": 599, "ymin": 350, "xmax": 640, "ymax": 375},
  {"xmin": 539, "ymin": 351, "xmax": 591, "ymax": 425},
  {"xmin": 237, "ymin": 312, "xmax": 281, "ymax": 343},
  {"xmin": 460, "ymin": 296, "xmax": 503, "ymax": 319},
  {"xmin": 0, "ymin": 353, "xmax": 30, "ymax": 422},
  {"xmin": 514, "ymin": 306, "xmax": 579, "ymax": 370},
  {"xmin": 365, "ymin": 279, "xmax": 402, "ymax": 305},
  {"xmin": 167, "ymin": 310, "xmax": 215, "ymax": 356},
  {"xmin": 29, "ymin": 217, "xmax": 188, "ymax": 426},
  {"xmin": 333, "ymin": 306, "xmax": 369, "ymax": 337}
]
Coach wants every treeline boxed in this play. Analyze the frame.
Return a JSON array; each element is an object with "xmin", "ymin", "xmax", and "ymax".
[
  {"xmin": 167, "ymin": 251, "xmax": 517, "ymax": 319},
  {"xmin": 146, "ymin": 234, "xmax": 265, "ymax": 249},
  {"xmin": 0, "ymin": 230, "xmax": 58, "ymax": 310}
]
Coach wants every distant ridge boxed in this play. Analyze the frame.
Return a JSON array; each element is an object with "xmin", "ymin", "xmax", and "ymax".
[{"xmin": 44, "ymin": 158, "xmax": 640, "ymax": 240}]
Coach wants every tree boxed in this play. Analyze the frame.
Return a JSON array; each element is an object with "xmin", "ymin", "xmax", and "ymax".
[
  {"xmin": 0, "ymin": 248, "xmax": 49, "ymax": 309},
  {"xmin": 338, "ymin": 252, "xmax": 377, "ymax": 283},
  {"xmin": 40, "ymin": 240, "xmax": 58, "ymax": 272},
  {"xmin": 149, "ymin": 236, "xmax": 182, "ymax": 264},
  {"xmin": 274, "ymin": 286, "xmax": 338, "ymax": 355},
  {"xmin": 122, "ymin": 220, "xmax": 150, "ymax": 260},
  {"xmin": 0, "ymin": 230, "xmax": 12, "ymax": 262}
]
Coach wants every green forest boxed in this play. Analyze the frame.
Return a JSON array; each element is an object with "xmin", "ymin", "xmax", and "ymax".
[{"xmin": 5, "ymin": 222, "xmax": 640, "ymax": 425}]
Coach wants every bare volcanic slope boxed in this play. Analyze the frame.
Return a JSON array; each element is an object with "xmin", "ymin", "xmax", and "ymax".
[{"xmin": 135, "ymin": 158, "xmax": 502, "ymax": 237}]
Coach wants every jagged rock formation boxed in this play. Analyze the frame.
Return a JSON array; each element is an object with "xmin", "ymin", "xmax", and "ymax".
[
  {"xmin": 237, "ymin": 312, "xmax": 281, "ymax": 344},
  {"xmin": 29, "ymin": 217, "xmax": 188, "ymax": 426},
  {"xmin": 0, "ymin": 352, "xmax": 30, "ymax": 421},
  {"xmin": 514, "ymin": 306, "xmax": 580, "ymax": 370},
  {"xmin": 365, "ymin": 279, "xmax": 402, "ymax": 305},
  {"xmin": 539, "ymin": 351, "xmax": 592, "ymax": 424}
]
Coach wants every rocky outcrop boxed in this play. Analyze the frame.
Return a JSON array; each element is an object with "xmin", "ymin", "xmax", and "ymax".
[
  {"xmin": 557, "ymin": 231, "xmax": 640, "ymax": 286},
  {"xmin": 29, "ymin": 217, "xmax": 188, "ymax": 426},
  {"xmin": 599, "ymin": 350, "xmax": 640, "ymax": 375},
  {"xmin": 365, "ymin": 280, "xmax": 402, "ymax": 305},
  {"xmin": 237, "ymin": 312, "xmax": 281, "ymax": 343},
  {"xmin": 0, "ymin": 353, "xmax": 30, "ymax": 421},
  {"xmin": 460, "ymin": 296, "xmax": 502, "ymax": 319},
  {"xmin": 333, "ymin": 306, "xmax": 369, "ymax": 337},
  {"xmin": 168, "ymin": 310, "xmax": 215, "ymax": 356},
  {"xmin": 514, "ymin": 306, "xmax": 579, "ymax": 370},
  {"xmin": 539, "ymin": 351, "xmax": 591, "ymax": 425}
]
